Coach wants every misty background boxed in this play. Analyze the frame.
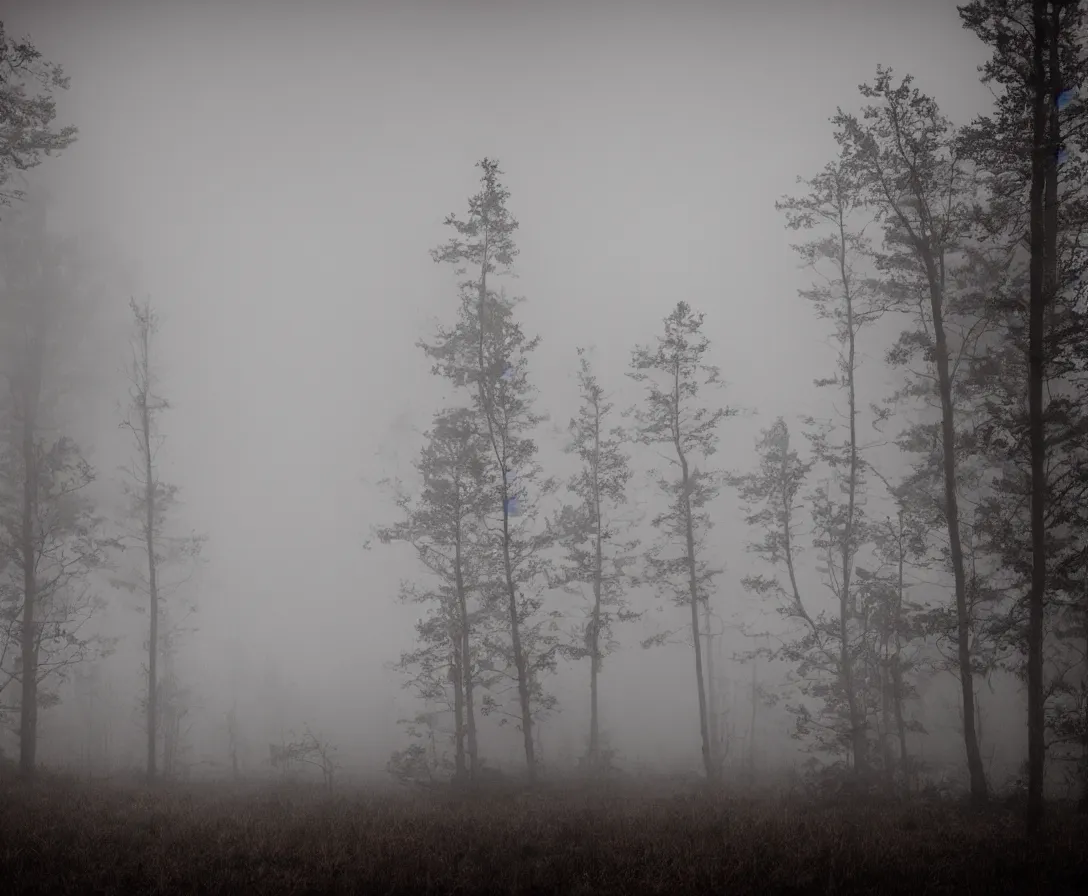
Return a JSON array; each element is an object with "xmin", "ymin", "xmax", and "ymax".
[{"xmin": 0, "ymin": 0, "xmax": 1027, "ymax": 786}]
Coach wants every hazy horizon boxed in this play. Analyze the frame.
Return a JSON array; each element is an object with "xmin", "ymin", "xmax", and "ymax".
[{"xmin": 0, "ymin": 0, "xmax": 1025, "ymax": 782}]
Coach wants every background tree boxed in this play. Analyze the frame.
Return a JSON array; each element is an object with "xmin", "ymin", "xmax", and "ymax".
[
  {"xmin": 0, "ymin": 21, "xmax": 77, "ymax": 210},
  {"xmin": 776, "ymin": 154, "xmax": 884, "ymax": 778},
  {"xmin": 730, "ymin": 420, "xmax": 861, "ymax": 769},
  {"xmin": 554, "ymin": 347, "xmax": 642, "ymax": 771},
  {"xmin": 855, "ymin": 472, "xmax": 936, "ymax": 792},
  {"xmin": 628, "ymin": 301, "xmax": 734, "ymax": 784},
  {"xmin": 118, "ymin": 297, "xmax": 203, "ymax": 782},
  {"xmin": 0, "ymin": 199, "xmax": 111, "ymax": 776},
  {"xmin": 375, "ymin": 406, "xmax": 496, "ymax": 783}
]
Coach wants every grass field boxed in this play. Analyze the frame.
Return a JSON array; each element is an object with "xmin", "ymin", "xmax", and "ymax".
[{"xmin": 1, "ymin": 774, "xmax": 1086, "ymax": 894}]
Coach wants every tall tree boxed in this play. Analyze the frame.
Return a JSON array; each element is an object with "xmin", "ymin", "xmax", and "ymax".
[
  {"xmin": 118, "ymin": 297, "xmax": 203, "ymax": 781},
  {"xmin": 0, "ymin": 22, "xmax": 77, "ymax": 209},
  {"xmin": 836, "ymin": 68, "xmax": 990, "ymax": 803},
  {"xmin": 628, "ymin": 301, "xmax": 733, "ymax": 784},
  {"xmin": 423, "ymin": 159, "xmax": 562, "ymax": 781},
  {"xmin": 959, "ymin": 0, "xmax": 1088, "ymax": 832},
  {"xmin": 555, "ymin": 347, "xmax": 641, "ymax": 770},
  {"xmin": 776, "ymin": 156, "xmax": 884, "ymax": 776}
]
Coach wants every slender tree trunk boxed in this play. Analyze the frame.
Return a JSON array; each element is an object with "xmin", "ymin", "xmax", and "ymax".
[
  {"xmin": 475, "ymin": 243, "xmax": 535, "ymax": 780},
  {"xmin": 1025, "ymin": 0, "xmax": 1055, "ymax": 836},
  {"xmin": 451, "ymin": 640, "xmax": 466, "ymax": 780},
  {"xmin": 589, "ymin": 401, "xmax": 603, "ymax": 768},
  {"xmin": 668, "ymin": 352, "xmax": 714, "ymax": 784},
  {"xmin": 502, "ymin": 510, "xmax": 536, "ymax": 779},
  {"xmin": 837, "ymin": 207, "xmax": 868, "ymax": 778},
  {"xmin": 917, "ymin": 242, "xmax": 988, "ymax": 803},
  {"xmin": 1080, "ymin": 569, "xmax": 1088, "ymax": 812},
  {"xmin": 18, "ymin": 339, "xmax": 42, "ymax": 778},
  {"xmin": 881, "ymin": 640, "xmax": 895, "ymax": 794},
  {"xmin": 703, "ymin": 599, "xmax": 719, "ymax": 774},
  {"xmin": 19, "ymin": 409, "xmax": 38, "ymax": 777},
  {"xmin": 589, "ymin": 524, "xmax": 602, "ymax": 766},
  {"xmin": 748, "ymin": 655, "xmax": 758, "ymax": 780},
  {"xmin": 160, "ymin": 643, "xmax": 180, "ymax": 778},
  {"xmin": 892, "ymin": 520, "xmax": 911, "ymax": 790},
  {"xmin": 892, "ymin": 653, "xmax": 910, "ymax": 789},
  {"xmin": 679, "ymin": 449, "xmax": 714, "ymax": 784},
  {"xmin": 454, "ymin": 543, "xmax": 478, "ymax": 781},
  {"xmin": 143, "ymin": 384, "xmax": 159, "ymax": 782}
]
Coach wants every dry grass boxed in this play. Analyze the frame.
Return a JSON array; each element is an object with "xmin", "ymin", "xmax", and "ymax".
[{"xmin": 1, "ymin": 773, "xmax": 1085, "ymax": 894}]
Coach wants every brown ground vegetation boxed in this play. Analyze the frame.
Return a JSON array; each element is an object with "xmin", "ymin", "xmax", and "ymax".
[{"xmin": 1, "ymin": 773, "xmax": 1085, "ymax": 894}]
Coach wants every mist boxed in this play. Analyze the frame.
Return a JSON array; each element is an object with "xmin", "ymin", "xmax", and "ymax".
[{"xmin": 2, "ymin": 0, "xmax": 1087, "ymax": 892}]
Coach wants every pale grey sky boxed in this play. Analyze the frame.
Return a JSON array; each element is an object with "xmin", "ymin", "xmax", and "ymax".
[{"xmin": 6, "ymin": 0, "xmax": 1003, "ymax": 770}]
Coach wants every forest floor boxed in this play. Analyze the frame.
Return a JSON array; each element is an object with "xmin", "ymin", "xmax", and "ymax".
[{"xmin": 1, "ymin": 773, "xmax": 1086, "ymax": 894}]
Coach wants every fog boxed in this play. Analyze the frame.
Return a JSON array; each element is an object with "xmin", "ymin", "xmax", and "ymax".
[{"xmin": 1, "ymin": 0, "xmax": 1034, "ymax": 790}]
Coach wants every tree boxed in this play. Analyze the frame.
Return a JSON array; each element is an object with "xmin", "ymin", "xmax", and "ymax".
[
  {"xmin": 375, "ymin": 406, "xmax": 495, "ymax": 783},
  {"xmin": 423, "ymin": 159, "xmax": 565, "ymax": 781},
  {"xmin": 835, "ymin": 67, "xmax": 991, "ymax": 803},
  {"xmin": 118, "ymin": 297, "xmax": 203, "ymax": 781},
  {"xmin": 730, "ymin": 420, "xmax": 861, "ymax": 768},
  {"xmin": 959, "ymin": 0, "xmax": 1088, "ymax": 831},
  {"xmin": 776, "ymin": 155, "xmax": 885, "ymax": 777},
  {"xmin": 554, "ymin": 347, "xmax": 642, "ymax": 770},
  {"xmin": 0, "ymin": 200, "xmax": 111, "ymax": 776},
  {"xmin": 856, "ymin": 472, "xmax": 936, "ymax": 792},
  {"xmin": 628, "ymin": 301, "xmax": 734, "ymax": 784},
  {"xmin": 270, "ymin": 725, "xmax": 339, "ymax": 794},
  {"xmin": 0, "ymin": 22, "xmax": 77, "ymax": 209}
]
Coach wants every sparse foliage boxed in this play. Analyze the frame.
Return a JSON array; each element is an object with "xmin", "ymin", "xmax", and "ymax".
[
  {"xmin": 422, "ymin": 159, "xmax": 566, "ymax": 781},
  {"xmin": 628, "ymin": 301, "xmax": 735, "ymax": 783},
  {"xmin": 554, "ymin": 347, "xmax": 642, "ymax": 769},
  {"xmin": 118, "ymin": 297, "xmax": 203, "ymax": 781},
  {"xmin": 0, "ymin": 23, "xmax": 77, "ymax": 209}
]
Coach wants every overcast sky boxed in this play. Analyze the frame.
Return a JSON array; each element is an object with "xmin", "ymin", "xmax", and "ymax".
[{"xmin": 4, "ymin": 0, "xmax": 1002, "ymax": 768}]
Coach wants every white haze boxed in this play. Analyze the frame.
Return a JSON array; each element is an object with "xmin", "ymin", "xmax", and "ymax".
[{"xmin": 2, "ymin": 0, "xmax": 1025, "ymax": 784}]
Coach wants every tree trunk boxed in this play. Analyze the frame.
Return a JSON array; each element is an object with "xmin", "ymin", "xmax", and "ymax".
[
  {"xmin": 892, "ymin": 521, "xmax": 911, "ymax": 790},
  {"xmin": 703, "ymin": 599, "xmax": 720, "ymax": 775},
  {"xmin": 837, "ymin": 207, "xmax": 868, "ymax": 778},
  {"xmin": 19, "ymin": 421, "xmax": 38, "ymax": 778},
  {"xmin": 143, "ymin": 383, "xmax": 159, "ymax": 782},
  {"xmin": 1025, "ymin": 0, "xmax": 1055, "ymax": 837},
  {"xmin": 502, "ymin": 509, "xmax": 536, "ymax": 780},
  {"xmin": 892, "ymin": 653, "xmax": 910, "ymax": 790},
  {"xmin": 18, "ymin": 339, "xmax": 42, "ymax": 779},
  {"xmin": 916, "ymin": 241, "xmax": 988, "ymax": 803},
  {"xmin": 588, "ymin": 406, "xmax": 603, "ymax": 768},
  {"xmin": 476, "ymin": 247, "xmax": 535, "ymax": 781},
  {"xmin": 589, "ymin": 530, "xmax": 602, "ymax": 767},
  {"xmin": 680, "ymin": 450, "xmax": 714, "ymax": 784},
  {"xmin": 1081, "ymin": 570, "xmax": 1088, "ymax": 812},
  {"xmin": 748, "ymin": 655, "xmax": 758, "ymax": 780},
  {"xmin": 454, "ymin": 545, "xmax": 478, "ymax": 781},
  {"xmin": 881, "ymin": 651, "xmax": 896, "ymax": 794},
  {"xmin": 451, "ymin": 647, "xmax": 466, "ymax": 781}
]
